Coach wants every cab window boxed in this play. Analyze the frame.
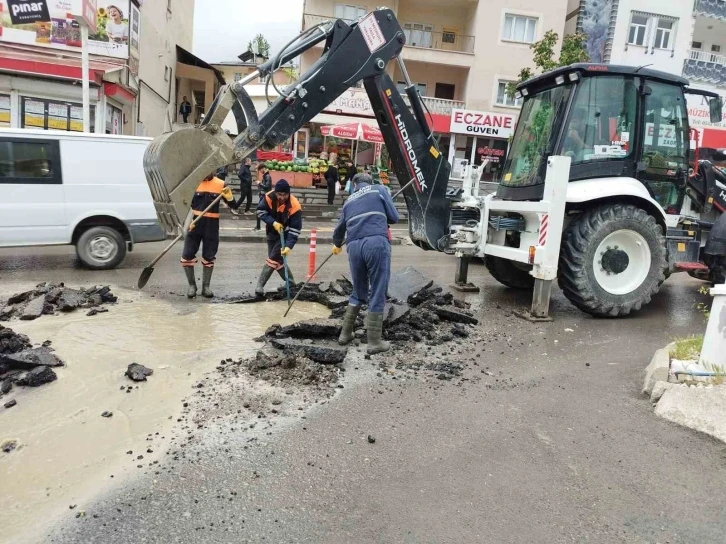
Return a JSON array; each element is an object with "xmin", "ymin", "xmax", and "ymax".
[{"xmin": 561, "ymin": 76, "xmax": 637, "ymax": 164}]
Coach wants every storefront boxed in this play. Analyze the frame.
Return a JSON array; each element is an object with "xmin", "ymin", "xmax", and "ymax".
[{"xmin": 447, "ymin": 108, "xmax": 516, "ymax": 182}]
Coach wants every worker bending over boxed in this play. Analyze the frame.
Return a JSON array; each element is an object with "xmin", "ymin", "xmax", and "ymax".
[
  {"xmin": 255, "ymin": 179, "xmax": 303, "ymax": 296},
  {"xmin": 181, "ymin": 172, "xmax": 235, "ymax": 298},
  {"xmin": 332, "ymin": 173, "xmax": 399, "ymax": 354}
]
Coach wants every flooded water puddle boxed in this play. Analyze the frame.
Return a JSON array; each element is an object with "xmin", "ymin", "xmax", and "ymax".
[{"xmin": 0, "ymin": 285, "xmax": 329, "ymax": 543}]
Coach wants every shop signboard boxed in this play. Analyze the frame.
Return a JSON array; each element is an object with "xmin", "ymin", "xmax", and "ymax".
[
  {"xmin": 477, "ymin": 146, "xmax": 506, "ymax": 162},
  {"xmin": 127, "ymin": 1, "xmax": 139, "ymax": 76},
  {"xmin": 6, "ymin": 0, "xmax": 51, "ymax": 25},
  {"xmin": 0, "ymin": 94, "xmax": 10, "ymax": 127},
  {"xmin": 450, "ymin": 109, "xmax": 516, "ymax": 138},
  {"xmin": 81, "ymin": 0, "xmax": 96, "ymax": 33},
  {"xmin": 323, "ymin": 87, "xmax": 375, "ymax": 117},
  {"xmin": 0, "ymin": 0, "xmax": 130, "ymax": 59}
]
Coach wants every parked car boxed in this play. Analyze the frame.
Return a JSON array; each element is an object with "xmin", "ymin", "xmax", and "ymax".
[{"xmin": 0, "ymin": 128, "xmax": 165, "ymax": 270}]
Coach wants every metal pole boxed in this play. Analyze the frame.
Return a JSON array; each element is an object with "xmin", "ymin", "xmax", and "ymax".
[{"xmin": 81, "ymin": 23, "xmax": 90, "ymax": 133}]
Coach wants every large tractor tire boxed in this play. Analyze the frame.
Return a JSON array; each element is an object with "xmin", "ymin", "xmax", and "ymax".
[
  {"xmin": 558, "ymin": 203, "xmax": 666, "ymax": 317},
  {"xmin": 485, "ymin": 255, "xmax": 535, "ymax": 290}
]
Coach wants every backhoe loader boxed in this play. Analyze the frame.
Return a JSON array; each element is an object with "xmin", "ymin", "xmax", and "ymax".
[{"xmin": 142, "ymin": 8, "xmax": 726, "ymax": 318}]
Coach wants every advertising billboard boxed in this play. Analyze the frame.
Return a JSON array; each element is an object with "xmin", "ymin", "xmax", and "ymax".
[{"xmin": 0, "ymin": 0, "xmax": 130, "ymax": 59}]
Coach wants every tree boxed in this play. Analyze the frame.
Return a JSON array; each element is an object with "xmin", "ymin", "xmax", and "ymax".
[
  {"xmin": 247, "ymin": 33, "xmax": 270, "ymax": 57},
  {"xmin": 506, "ymin": 31, "xmax": 590, "ymax": 98}
]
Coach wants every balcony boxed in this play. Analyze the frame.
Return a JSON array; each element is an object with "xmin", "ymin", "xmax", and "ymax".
[
  {"xmin": 302, "ymin": 13, "xmax": 475, "ymax": 67},
  {"xmin": 403, "ymin": 95, "xmax": 465, "ymax": 116},
  {"xmin": 683, "ymin": 49, "xmax": 726, "ymax": 86},
  {"xmin": 694, "ymin": 0, "xmax": 726, "ymax": 21}
]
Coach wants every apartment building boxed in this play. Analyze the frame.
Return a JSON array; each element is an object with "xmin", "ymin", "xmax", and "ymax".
[
  {"xmin": 298, "ymin": 0, "xmax": 569, "ymax": 180},
  {"xmin": 567, "ymin": 0, "xmax": 726, "ymax": 147},
  {"xmin": 0, "ymin": 0, "xmax": 205, "ymax": 137}
]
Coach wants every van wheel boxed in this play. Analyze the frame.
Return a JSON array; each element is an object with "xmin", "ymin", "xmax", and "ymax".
[{"xmin": 76, "ymin": 227, "xmax": 126, "ymax": 270}]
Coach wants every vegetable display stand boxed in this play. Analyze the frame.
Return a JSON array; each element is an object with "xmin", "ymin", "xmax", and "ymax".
[{"xmin": 270, "ymin": 170, "xmax": 314, "ymax": 188}]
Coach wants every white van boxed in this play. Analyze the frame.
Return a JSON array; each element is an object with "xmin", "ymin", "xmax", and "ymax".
[{"xmin": 0, "ymin": 129, "xmax": 165, "ymax": 270}]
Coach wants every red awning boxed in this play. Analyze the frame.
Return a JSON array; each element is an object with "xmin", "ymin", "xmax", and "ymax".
[
  {"xmin": 103, "ymin": 83, "xmax": 136, "ymax": 105},
  {"xmin": 321, "ymin": 122, "xmax": 384, "ymax": 143},
  {"xmin": 0, "ymin": 56, "xmax": 107, "ymax": 85}
]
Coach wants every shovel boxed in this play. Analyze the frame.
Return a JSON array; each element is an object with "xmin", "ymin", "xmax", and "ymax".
[
  {"xmin": 137, "ymin": 193, "xmax": 224, "ymax": 289},
  {"xmin": 280, "ymin": 231, "xmax": 292, "ymax": 305}
]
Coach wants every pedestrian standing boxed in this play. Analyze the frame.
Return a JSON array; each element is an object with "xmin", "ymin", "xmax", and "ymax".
[
  {"xmin": 331, "ymin": 173, "xmax": 399, "ymax": 354},
  {"xmin": 254, "ymin": 179, "xmax": 303, "ymax": 296},
  {"xmin": 254, "ymin": 163, "xmax": 273, "ymax": 231},
  {"xmin": 179, "ymin": 96, "xmax": 192, "ymax": 124},
  {"xmin": 325, "ymin": 161, "xmax": 339, "ymax": 205},
  {"xmin": 180, "ymin": 172, "xmax": 235, "ymax": 298},
  {"xmin": 236, "ymin": 157, "xmax": 254, "ymax": 215},
  {"xmin": 343, "ymin": 160, "xmax": 356, "ymax": 197}
]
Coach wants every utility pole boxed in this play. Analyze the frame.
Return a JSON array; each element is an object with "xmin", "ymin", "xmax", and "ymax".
[{"xmin": 81, "ymin": 22, "xmax": 90, "ymax": 132}]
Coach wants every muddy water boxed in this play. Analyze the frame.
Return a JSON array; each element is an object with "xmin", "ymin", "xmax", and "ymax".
[{"xmin": 0, "ymin": 286, "xmax": 329, "ymax": 544}]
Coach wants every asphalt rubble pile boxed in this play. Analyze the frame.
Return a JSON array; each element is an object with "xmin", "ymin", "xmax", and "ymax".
[
  {"xmin": 0, "ymin": 282, "xmax": 118, "ymax": 322},
  {"xmin": 0, "ymin": 324, "xmax": 64, "ymax": 406},
  {"xmin": 218, "ymin": 267, "xmax": 479, "ymax": 386}
]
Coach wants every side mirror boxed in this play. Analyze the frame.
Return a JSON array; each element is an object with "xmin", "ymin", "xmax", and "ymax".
[
  {"xmin": 714, "ymin": 149, "xmax": 726, "ymax": 162},
  {"xmin": 710, "ymin": 97, "xmax": 723, "ymax": 124}
]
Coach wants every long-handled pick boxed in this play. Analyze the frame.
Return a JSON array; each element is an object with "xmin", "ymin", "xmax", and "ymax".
[
  {"xmin": 280, "ymin": 231, "xmax": 292, "ymax": 305},
  {"xmin": 282, "ymin": 175, "xmax": 416, "ymax": 317},
  {"xmin": 137, "ymin": 193, "xmax": 225, "ymax": 289}
]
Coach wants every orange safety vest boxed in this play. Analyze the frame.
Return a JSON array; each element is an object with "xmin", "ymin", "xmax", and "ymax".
[{"xmin": 191, "ymin": 177, "xmax": 227, "ymax": 219}]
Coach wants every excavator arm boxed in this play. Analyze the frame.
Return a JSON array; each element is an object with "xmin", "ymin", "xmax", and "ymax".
[{"xmin": 143, "ymin": 8, "xmax": 450, "ymax": 251}]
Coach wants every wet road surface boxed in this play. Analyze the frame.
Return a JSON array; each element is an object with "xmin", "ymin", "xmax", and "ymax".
[{"xmin": 1, "ymin": 243, "xmax": 724, "ymax": 543}]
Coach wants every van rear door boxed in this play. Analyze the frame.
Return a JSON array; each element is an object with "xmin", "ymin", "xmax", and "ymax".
[{"xmin": 0, "ymin": 136, "xmax": 67, "ymax": 246}]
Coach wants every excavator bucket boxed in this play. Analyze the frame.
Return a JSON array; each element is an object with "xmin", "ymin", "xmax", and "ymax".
[
  {"xmin": 143, "ymin": 83, "xmax": 260, "ymax": 235},
  {"xmin": 144, "ymin": 127, "xmax": 234, "ymax": 235}
]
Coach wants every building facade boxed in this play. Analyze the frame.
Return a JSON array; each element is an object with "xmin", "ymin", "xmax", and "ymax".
[
  {"xmin": 0, "ymin": 0, "xmax": 197, "ymax": 138},
  {"xmin": 299, "ymin": 0, "xmax": 569, "ymax": 180},
  {"xmin": 567, "ymin": 0, "xmax": 726, "ymax": 147}
]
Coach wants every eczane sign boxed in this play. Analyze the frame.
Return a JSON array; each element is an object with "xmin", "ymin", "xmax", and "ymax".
[{"xmin": 450, "ymin": 109, "xmax": 516, "ymax": 138}]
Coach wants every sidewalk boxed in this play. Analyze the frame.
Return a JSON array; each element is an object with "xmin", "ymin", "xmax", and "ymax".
[{"xmin": 175, "ymin": 218, "xmax": 410, "ymax": 245}]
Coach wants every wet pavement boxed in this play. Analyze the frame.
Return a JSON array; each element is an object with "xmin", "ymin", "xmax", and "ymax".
[{"xmin": 1, "ymin": 242, "xmax": 725, "ymax": 543}]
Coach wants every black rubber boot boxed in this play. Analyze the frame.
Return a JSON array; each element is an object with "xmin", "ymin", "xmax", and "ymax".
[
  {"xmin": 255, "ymin": 265, "xmax": 275, "ymax": 298},
  {"xmin": 338, "ymin": 304, "xmax": 360, "ymax": 346},
  {"xmin": 366, "ymin": 312, "xmax": 391, "ymax": 355},
  {"xmin": 184, "ymin": 266, "xmax": 197, "ymax": 298},
  {"xmin": 202, "ymin": 266, "xmax": 214, "ymax": 298},
  {"xmin": 277, "ymin": 267, "xmax": 294, "ymax": 285}
]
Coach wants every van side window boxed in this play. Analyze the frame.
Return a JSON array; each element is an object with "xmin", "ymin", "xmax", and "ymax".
[{"xmin": 0, "ymin": 139, "xmax": 62, "ymax": 184}]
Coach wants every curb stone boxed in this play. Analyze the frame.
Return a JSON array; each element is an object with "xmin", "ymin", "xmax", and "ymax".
[{"xmin": 643, "ymin": 344, "xmax": 672, "ymax": 397}]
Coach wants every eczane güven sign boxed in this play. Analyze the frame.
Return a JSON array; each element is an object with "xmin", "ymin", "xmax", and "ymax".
[{"xmin": 450, "ymin": 109, "xmax": 516, "ymax": 138}]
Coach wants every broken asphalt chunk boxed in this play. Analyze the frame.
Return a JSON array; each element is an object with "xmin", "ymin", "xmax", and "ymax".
[
  {"xmin": 0, "ymin": 347, "xmax": 65, "ymax": 369},
  {"xmin": 276, "ymin": 319, "xmax": 342, "ymax": 339},
  {"xmin": 433, "ymin": 307, "xmax": 479, "ymax": 325},
  {"xmin": 17, "ymin": 366, "xmax": 57, "ymax": 387},
  {"xmin": 20, "ymin": 296, "xmax": 46, "ymax": 321},
  {"xmin": 269, "ymin": 338, "xmax": 347, "ymax": 364},
  {"xmin": 125, "ymin": 363, "xmax": 154, "ymax": 382}
]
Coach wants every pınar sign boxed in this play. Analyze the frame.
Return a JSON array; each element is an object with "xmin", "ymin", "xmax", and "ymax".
[{"xmin": 6, "ymin": 0, "xmax": 51, "ymax": 25}]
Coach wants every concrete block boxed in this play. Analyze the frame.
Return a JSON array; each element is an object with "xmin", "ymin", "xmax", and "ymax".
[
  {"xmin": 650, "ymin": 380, "xmax": 676, "ymax": 403},
  {"xmin": 643, "ymin": 346, "xmax": 671, "ymax": 397},
  {"xmin": 655, "ymin": 385, "xmax": 726, "ymax": 443}
]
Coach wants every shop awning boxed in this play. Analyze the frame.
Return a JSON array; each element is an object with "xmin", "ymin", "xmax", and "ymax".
[
  {"xmin": 321, "ymin": 122, "xmax": 384, "ymax": 143},
  {"xmin": 103, "ymin": 83, "xmax": 136, "ymax": 105},
  {"xmin": 311, "ymin": 112, "xmax": 379, "ymax": 129},
  {"xmin": 0, "ymin": 48, "xmax": 123, "ymax": 85}
]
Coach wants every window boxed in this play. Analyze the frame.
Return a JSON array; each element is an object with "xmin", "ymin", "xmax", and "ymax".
[
  {"xmin": 496, "ymin": 81, "xmax": 522, "ymax": 107},
  {"xmin": 502, "ymin": 14, "xmax": 537, "ymax": 44},
  {"xmin": 628, "ymin": 14, "xmax": 648, "ymax": 46},
  {"xmin": 654, "ymin": 19, "xmax": 673, "ymax": 49},
  {"xmin": 561, "ymin": 76, "xmax": 637, "ymax": 164},
  {"xmin": 442, "ymin": 27, "xmax": 457, "ymax": 45},
  {"xmin": 693, "ymin": 41, "xmax": 703, "ymax": 49},
  {"xmin": 21, "ymin": 97, "xmax": 95, "ymax": 133},
  {"xmin": 403, "ymin": 22, "xmax": 433, "ymax": 48},
  {"xmin": 0, "ymin": 139, "xmax": 61, "ymax": 184},
  {"xmin": 397, "ymin": 81, "xmax": 427, "ymax": 97},
  {"xmin": 711, "ymin": 45, "xmax": 722, "ymax": 62},
  {"xmin": 0, "ymin": 94, "xmax": 9, "ymax": 128},
  {"xmin": 234, "ymin": 72, "xmax": 243, "ymax": 82},
  {"xmin": 334, "ymin": 3, "xmax": 366, "ymax": 22}
]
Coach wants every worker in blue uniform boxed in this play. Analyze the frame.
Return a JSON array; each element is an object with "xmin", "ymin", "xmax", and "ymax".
[{"xmin": 331, "ymin": 173, "xmax": 399, "ymax": 354}]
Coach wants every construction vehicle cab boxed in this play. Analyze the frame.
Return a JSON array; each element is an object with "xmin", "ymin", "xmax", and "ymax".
[{"xmin": 450, "ymin": 63, "xmax": 726, "ymax": 317}]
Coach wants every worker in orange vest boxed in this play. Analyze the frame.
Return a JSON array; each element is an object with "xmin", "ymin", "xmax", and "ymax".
[{"xmin": 180, "ymin": 172, "xmax": 235, "ymax": 298}]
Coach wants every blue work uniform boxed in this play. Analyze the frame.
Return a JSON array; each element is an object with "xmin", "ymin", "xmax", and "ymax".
[{"xmin": 332, "ymin": 182, "xmax": 400, "ymax": 312}]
